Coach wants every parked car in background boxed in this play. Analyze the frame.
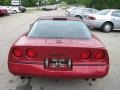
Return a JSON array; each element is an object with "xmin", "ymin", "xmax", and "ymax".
[
  {"xmin": 0, "ymin": 6, "xmax": 19, "ymax": 14},
  {"xmin": 5, "ymin": 6, "xmax": 13, "ymax": 14},
  {"xmin": 0, "ymin": 7, "xmax": 9, "ymax": 16},
  {"xmin": 8, "ymin": 16, "xmax": 109, "ymax": 80},
  {"xmin": 0, "ymin": 6, "xmax": 11, "ymax": 15},
  {"xmin": 9, "ymin": 6, "xmax": 20, "ymax": 14},
  {"xmin": 41, "ymin": 6, "xmax": 58, "ymax": 11},
  {"xmin": 66, "ymin": 6, "xmax": 78, "ymax": 12},
  {"xmin": 0, "ymin": 6, "xmax": 12, "ymax": 14},
  {"xmin": 18, "ymin": 6, "xmax": 26, "ymax": 13},
  {"xmin": 66, "ymin": 5, "xmax": 85, "ymax": 12},
  {"xmin": 84, "ymin": 9, "xmax": 120, "ymax": 32},
  {"xmin": 66, "ymin": 8, "xmax": 99, "ymax": 20}
]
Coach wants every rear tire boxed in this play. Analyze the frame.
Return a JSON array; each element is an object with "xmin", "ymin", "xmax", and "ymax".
[
  {"xmin": 0, "ymin": 15, "xmax": 4, "ymax": 17},
  {"xmin": 102, "ymin": 22, "xmax": 113, "ymax": 32},
  {"xmin": 20, "ymin": 76, "xmax": 25, "ymax": 79},
  {"xmin": 13, "ymin": 10, "xmax": 17, "ymax": 14}
]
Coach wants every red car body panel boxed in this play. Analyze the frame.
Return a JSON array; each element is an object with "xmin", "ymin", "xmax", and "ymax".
[
  {"xmin": 9, "ymin": 62, "xmax": 108, "ymax": 79},
  {"xmin": 0, "ymin": 8, "xmax": 8, "ymax": 16},
  {"xmin": 8, "ymin": 35, "xmax": 109, "ymax": 79},
  {"xmin": 8, "ymin": 17, "xmax": 109, "ymax": 79}
]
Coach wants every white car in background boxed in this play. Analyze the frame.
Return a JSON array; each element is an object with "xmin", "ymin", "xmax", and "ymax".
[
  {"xmin": 66, "ymin": 8, "xmax": 99, "ymax": 20},
  {"xmin": 84, "ymin": 9, "xmax": 120, "ymax": 32},
  {"xmin": 9, "ymin": 6, "xmax": 20, "ymax": 14},
  {"xmin": 66, "ymin": 6, "xmax": 78, "ymax": 12},
  {"xmin": 66, "ymin": 5, "xmax": 86, "ymax": 12}
]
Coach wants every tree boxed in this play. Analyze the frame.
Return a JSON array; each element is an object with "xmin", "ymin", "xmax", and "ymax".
[
  {"xmin": 21, "ymin": 0, "xmax": 38, "ymax": 7},
  {"xmin": 47, "ymin": 0, "xmax": 57, "ymax": 5},
  {"xmin": 0, "ymin": 0, "xmax": 11, "ymax": 5},
  {"xmin": 0, "ymin": 0, "xmax": 120, "ymax": 9}
]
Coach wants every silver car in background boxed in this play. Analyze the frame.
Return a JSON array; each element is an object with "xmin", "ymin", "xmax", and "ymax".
[
  {"xmin": 65, "ymin": 8, "xmax": 99, "ymax": 20},
  {"xmin": 84, "ymin": 9, "xmax": 120, "ymax": 32},
  {"xmin": 66, "ymin": 6, "xmax": 84, "ymax": 12}
]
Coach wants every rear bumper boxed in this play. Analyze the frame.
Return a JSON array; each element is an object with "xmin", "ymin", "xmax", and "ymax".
[{"xmin": 8, "ymin": 62, "xmax": 109, "ymax": 79}]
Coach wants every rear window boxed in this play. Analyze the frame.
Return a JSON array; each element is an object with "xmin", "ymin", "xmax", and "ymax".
[{"xmin": 28, "ymin": 20, "xmax": 92, "ymax": 39}]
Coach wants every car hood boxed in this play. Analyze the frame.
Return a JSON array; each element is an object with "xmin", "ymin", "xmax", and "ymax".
[{"xmin": 14, "ymin": 35, "xmax": 104, "ymax": 48}]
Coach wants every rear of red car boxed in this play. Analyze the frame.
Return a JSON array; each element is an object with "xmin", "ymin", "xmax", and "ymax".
[
  {"xmin": 8, "ymin": 17, "xmax": 109, "ymax": 79},
  {"xmin": 8, "ymin": 38, "xmax": 109, "ymax": 79}
]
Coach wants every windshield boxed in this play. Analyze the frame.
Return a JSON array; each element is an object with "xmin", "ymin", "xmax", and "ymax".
[
  {"xmin": 97, "ymin": 9, "xmax": 111, "ymax": 15},
  {"xmin": 28, "ymin": 20, "xmax": 92, "ymax": 39}
]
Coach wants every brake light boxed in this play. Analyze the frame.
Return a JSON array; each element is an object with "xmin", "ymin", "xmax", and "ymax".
[
  {"xmin": 80, "ymin": 50, "xmax": 91, "ymax": 60},
  {"xmin": 13, "ymin": 48, "xmax": 22, "ymax": 57},
  {"xmin": 26, "ymin": 48, "xmax": 37, "ymax": 58},
  {"xmin": 89, "ymin": 16, "xmax": 96, "ymax": 20},
  {"xmin": 94, "ymin": 50, "xmax": 105, "ymax": 60}
]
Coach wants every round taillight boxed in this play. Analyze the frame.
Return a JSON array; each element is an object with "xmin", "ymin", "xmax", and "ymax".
[
  {"xmin": 94, "ymin": 50, "xmax": 105, "ymax": 60},
  {"xmin": 13, "ymin": 48, "xmax": 22, "ymax": 57},
  {"xmin": 80, "ymin": 50, "xmax": 91, "ymax": 60},
  {"xmin": 26, "ymin": 48, "xmax": 37, "ymax": 58}
]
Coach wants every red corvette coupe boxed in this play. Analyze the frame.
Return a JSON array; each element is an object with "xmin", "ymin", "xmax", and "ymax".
[{"xmin": 8, "ymin": 16, "xmax": 109, "ymax": 80}]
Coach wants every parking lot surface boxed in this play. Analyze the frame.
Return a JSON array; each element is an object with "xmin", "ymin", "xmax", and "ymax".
[{"xmin": 0, "ymin": 9, "xmax": 120, "ymax": 90}]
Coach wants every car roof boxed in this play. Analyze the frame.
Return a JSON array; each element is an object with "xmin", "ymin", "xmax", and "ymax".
[
  {"xmin": 101, "ymin": 9, "xmax": 120, "ymax": 11},
  {"xmin": 38, "ymin": 16, "xmax": 83, "ymax": 21},
  {"xmin": 72, "ymin": 7, "xmax": 98, "ymax": 12},
  {"xmin": 110, "ymin": 9, "xmax": 120, "ymax": 12},
  {"xmin": 75, "ymin": 7, "xmax": 96, "ymax": 9}
]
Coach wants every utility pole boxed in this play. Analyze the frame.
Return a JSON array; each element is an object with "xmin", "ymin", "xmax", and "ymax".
[
  {"xmin": 41, "ymin": 0, "xmax": 42, "ymax": 6},
  {"xmin": 92, "ymin": 0, "xmax": 95, "ymax": 8}
]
